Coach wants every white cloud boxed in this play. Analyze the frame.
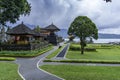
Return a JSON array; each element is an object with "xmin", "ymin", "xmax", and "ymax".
[
  {"xmin": 13, "ymin": 0, "xmax": 120, "ymax": 34},
  {"xmin": 99, "ymin": 27, "xmax": 120, "ymax": 34}
]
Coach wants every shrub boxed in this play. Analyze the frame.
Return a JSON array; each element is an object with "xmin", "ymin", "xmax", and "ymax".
[
  {"xmin": 59, "ymin": 46, "xmax": 62, "ymax": 48},
  {"xmin": 69, "ymin": 45, "xmax": 80, "ymax": 51}
]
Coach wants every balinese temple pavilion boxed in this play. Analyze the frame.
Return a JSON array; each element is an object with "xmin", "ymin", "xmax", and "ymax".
[
  {"xmin": 7, "ymin": 22, "xmax": 34, "ymax": 44},
  {"xmin": 7, "ymin": 22, "xmax": 61, "ymax": 45},
  {"xmin": 0, "ymin": 22, "xmax": 63, "ymax": 50},
  {"xmin": 42, "ymin": 23, "xmax": 60, "ymax": 45}
]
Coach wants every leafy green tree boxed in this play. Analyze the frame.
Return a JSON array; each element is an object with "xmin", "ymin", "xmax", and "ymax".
[
  {"xmin": 34, "ymin": 25, "xmax": 41, "ymax": 32},
  {"xmin": 68, "ymin": 16, "xmax": 98, "ymax": 54},
  {"xmin": 0, "ymin": 0, "xmax": 31, "ymax": 25},
  {"xmin": 68, "ymin": 34, "xmax": 75, "ymax": 42},
  {"xmin": 0, "ymin": 25, "xmax": 6, "ymax": 43}
]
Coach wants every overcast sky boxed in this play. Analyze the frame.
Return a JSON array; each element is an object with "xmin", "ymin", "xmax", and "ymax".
[{"xmin": 15, "ymin": 0, "xmax": 120, "ymax": 34}]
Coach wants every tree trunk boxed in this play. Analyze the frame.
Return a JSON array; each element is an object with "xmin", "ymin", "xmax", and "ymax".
[
  {"xmin": 80, "ymin": 38, "xmax": 84, "ymax": 55},
  {"xmin": 81, "ymin": 44, "xmax": 84, "ymax": 55}
]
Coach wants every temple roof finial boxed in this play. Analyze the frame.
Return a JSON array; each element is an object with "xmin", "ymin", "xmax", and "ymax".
[
  {"xmin": 51, "ymin": 22, "xmax": 53, "ymax": 25},
  {"xmin": 22, "ymin": 21, "xmax": 24, "ymax": 24}
]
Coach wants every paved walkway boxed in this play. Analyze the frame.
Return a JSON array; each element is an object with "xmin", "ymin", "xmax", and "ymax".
[
  {"xmin": 56, "ymin": 44, "xmax": 69, "ymax": 58},
  {"xmin": 15, "ymin": 46, "xmax": 63, "ymax": 80}
]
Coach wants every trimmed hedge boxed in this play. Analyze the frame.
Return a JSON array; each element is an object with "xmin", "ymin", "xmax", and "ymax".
[
  {"xmin": 44, "ymin": 59, "xmax": 120, "ymax": 64},
  {"xmin": 0, "ymin": 45, "xmax": 53, "ymax": 58},
  {"xmin": 0, "ymin": 57, "xmax": 16, "ymax": 61},
  {"xmin": 69, "ymin": 45, "xmax": 96, "ymax": 52}
]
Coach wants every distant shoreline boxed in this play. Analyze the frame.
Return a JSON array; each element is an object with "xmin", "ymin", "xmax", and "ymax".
[{"xmin": 64, "ymin": 38, "xmax": 120, "ymax": 43}]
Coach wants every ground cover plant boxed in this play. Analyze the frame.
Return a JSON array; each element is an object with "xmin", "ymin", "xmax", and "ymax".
[
  {"xmin": 0, "ymin": 45, "xmax": 53, "ymax": 57},
  {"xmin": 40, "ymin": 64, "xmax": 120, "ymax": 80},
  {"xmin": 0, "ymin": 62, "xmax": 22, "ymax": 80}
]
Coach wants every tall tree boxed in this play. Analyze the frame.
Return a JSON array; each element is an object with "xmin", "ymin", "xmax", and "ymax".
[
  {"xmin": 68, "ymin": 16, "xmax": 98, "ymax": 54},
  {"xmin": 104, "ymin": 0, "xmax": 112, "ymax": 2},
  {"xmin": 0, "ymin": 0, "xmax": 31, "ymax": 25},
  {"xmin": 0, "ymin": 25, "xmax": 6, "ymax": 43}
]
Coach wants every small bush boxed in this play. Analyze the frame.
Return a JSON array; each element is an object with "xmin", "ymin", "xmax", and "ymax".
[
  {"xmin": 70, "ymin": 45, "xmax": 80, "ymax": 51},
  {"xmin": 59, "ymin": 46, "xmax": 62, "ymax": 48}
]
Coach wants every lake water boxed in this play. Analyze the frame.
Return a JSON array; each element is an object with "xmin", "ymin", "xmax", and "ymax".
[{"xmin": 65, "ymin": 38, "xmax": 120, "ymax": 43}]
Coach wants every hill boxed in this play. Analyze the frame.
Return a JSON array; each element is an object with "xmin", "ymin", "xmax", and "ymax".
[{"xmin": 57, "ymin": 29, "xmax": 120, "ymax": 39}]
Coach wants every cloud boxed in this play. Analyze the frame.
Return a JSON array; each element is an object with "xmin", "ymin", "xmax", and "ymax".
[
  {"xmin": 99, "ymin": 27, "xmax": 120, "ymax": 34},
  {"xmin": 14, "ymin": 0, "xmax": 120, "ymax": 34}
]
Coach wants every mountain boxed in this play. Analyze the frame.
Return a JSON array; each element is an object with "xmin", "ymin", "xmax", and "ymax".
[
  {"xmin": 99, "ymin": 33, "xmax": 120, "ymax": 39},
  {"xmin": 56, "ymin": 29, "xmax": 68, "ymax": 38},
  {"xmin": 56, "ymin": 29, "xmax": 120, "ymax": 39},
  {"xmin": 26, "ymin": 24, "xmax": 36, "ymax": 29},
  {"xmin": 25, "ymin": 24, "xmax": 120, "ymax": 39}
]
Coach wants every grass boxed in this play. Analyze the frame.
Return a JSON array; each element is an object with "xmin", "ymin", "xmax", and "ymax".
[
  {"xmin": 46, "ymin": 45, "xmax": 65, "ymax": 59},
  {"xmin": 0, "ymin": 57, "xmax": 16, "ymax": 61},
  {"xmin": 0, "ymin": 62, "xmax": 22, "ymax": 80},
  {"xmin": 40, "ymin": 64, "xmax": 120, "ymax": 80},
  {"xmin": 0, "ymin": 45, "xmax": 53, "ymax": 57},
  {"xmin": 67, "ymin": 44, "xmax": 120, "ymax": 61},
  {"xmin": 44, "ymin": 44, "xmax": 120, "ymax": 64}
]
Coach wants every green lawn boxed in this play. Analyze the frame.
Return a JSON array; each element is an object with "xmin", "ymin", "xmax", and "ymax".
[
  {"xmin": 0, "ymin": 62, "xmax": 22, "ymax": 80},
  {"xmin": 40, "ymin": 65, "xmax": 120, "ymax": 80},
  {"xmin": 67, "ymin": 44, "xmax": 120, "ymax": 61}
]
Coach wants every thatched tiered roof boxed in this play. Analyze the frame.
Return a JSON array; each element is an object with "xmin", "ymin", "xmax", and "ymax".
[
  {"xmin": 33, "ymin": 32, "xmax": 47, "ymax": 37},
  {"xmin": 44, "ymin": 23, "xmax": 60, "ymax": 32},
  {"xmin": 7, "ymin": 22, "xmax": 34, "ymax": 35}
]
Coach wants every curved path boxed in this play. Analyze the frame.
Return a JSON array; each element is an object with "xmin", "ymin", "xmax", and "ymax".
[
  {"xmin": 15, "ymin": 46, "xmax": 63, "ymax": 80},
  {"xmin": 56, "ymin": 44, "xmax": 69, "ymax": 58}
]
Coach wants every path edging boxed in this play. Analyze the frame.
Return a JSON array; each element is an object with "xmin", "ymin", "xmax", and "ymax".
[
  {"xmin": 37, "ymin": 58, "xmax": 64, "ymax": 80},
  {"xmin": 17, "ymin": 63, "xmax": 25, "ymax": 80}
]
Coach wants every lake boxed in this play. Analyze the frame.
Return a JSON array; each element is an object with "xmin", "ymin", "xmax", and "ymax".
[{"xmin": 65, "ymin": 38, "xmax": 120, "ymax": 43}]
